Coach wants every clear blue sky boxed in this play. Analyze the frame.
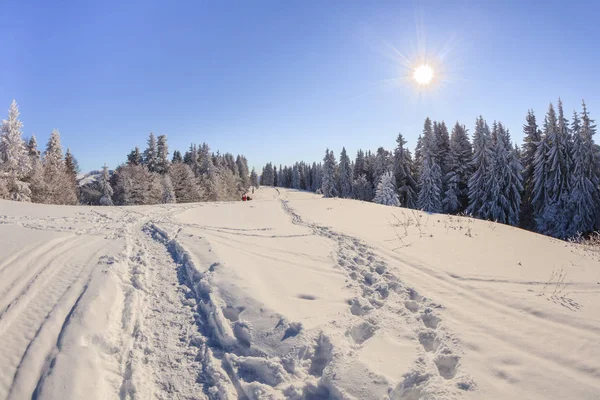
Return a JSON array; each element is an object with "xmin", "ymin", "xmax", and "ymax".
[{"xmin": 1, "ymin": 0, "xmax": 599, "ymax": 173}]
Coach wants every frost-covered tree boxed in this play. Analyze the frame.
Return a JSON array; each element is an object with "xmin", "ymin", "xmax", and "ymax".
[
  {"xmin": 184, "ymin": 143, "xmax": 200, "ymax": 175},
  {"xmin": 374, "ymin": 171, "xmax": 400, "ymax": 206},
  {"xmin": 292, "ymin": 164, "xmax": 301, "ymax": 189},
  {"xmin": 250, "ymin": 167, "xmax": 259, "ymax": 188},
  {"xmin": 160, "ymin": 174, "xmax": 176, "ymax": 203},
  {"xmin": 0, "ymin": 100, "xmax": 32, "ymax": 201},
  {"xmin": 413, "ymin": 134, "xmax": 423, "ymax": 182},
  {"xmin": 466, "ymin": 116, "xmax": 493, "ymax": 218},
  {"xmin": 198, "ymin": 143, "xmax": 219, "ymax": 200},
  {"xmin": 27, "ymin": 135, "xmax": 41, "ymax": 162},
  {"xmin": 172, "ymin": 150, "xmax": 183, "ymax": 164},
  {"xmin": 99, "ymin": 163, "xmax": 114, "ymax": 205},
  {"xmin": 373, "ymin": 147, "xmax": 392, "ymax": 186},
  {"xmin": 520, "ymin": 110, "xmax": 542, "ymax": 229},
  {"xmin": 352, "ymin": 174, "xmax": 374, "ymax": 201},
  {"xmin": 64, "ymin": 148, "xmax": 79, "ymax": 201},
  {"xmin": 144, "ymin": 132, "xmax": 158, "ymax": 172},
  {"xmin": 566, "ymin": 102, "xmax": 599, "ymax": 236},
  {"xmin": 127, "ymin": 147, "xmax": 143, "ymax": 166},
  {"xmin": 434, "ymin": 121, "xmax": 451, "ymax": 177},
  {"xmin": 321, "ymin": 149, "xmax": 338, "ymax": 197},
  {"xmin": 39, "ymin": 129, "xmax": 77, "ymax": 205},
  {"xmin": 481, "ymin": 123, "xmax": 523, "ymax": 225},
  {"xmin": 112, "ymin": 164, "xmax": 162, "ymax": 205},
  {"xmin": 443, "ymin": 123, "xmax": 472, "ymax": 213},
  {"xmin": 156, "ymin": 134, "xmax": 170, "ymax": 174},
  {"xmin": 417, "ymin": 118, "xmax": 443, "ymax": 212},
  {"xmin": 236, "ymin": 155, "xmax": 250, "ymax": 191},
  {"xmin": 261, "ymin": 162, "xmax": 275, "ymax": 186},
  {"xmin": 311, "ymin": 162, "xmax": 322, "ymax": 192},
  {"xmin": 536, "ymin": 101, "xmax": 573, "ymax": 237},
  {"xmin": 169, "ymin": 162, "xmax": 202, "ymax": 203},
  {"xmin": 393, "ymin": 133, "xmax": 417, "ymax": 208},
  {"xmin": 339, "ymin": 147, "xmax": 353, "ymax": 198}
]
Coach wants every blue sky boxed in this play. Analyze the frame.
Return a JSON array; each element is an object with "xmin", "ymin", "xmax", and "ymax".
[{"xmin": 1, "ymin": 0, "xmax": 599, "ymax": 173}]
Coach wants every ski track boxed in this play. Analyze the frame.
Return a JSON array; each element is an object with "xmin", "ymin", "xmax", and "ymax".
[{"xmin": 1, "ymin": 196, "xmax": 473, "ymax": 399}]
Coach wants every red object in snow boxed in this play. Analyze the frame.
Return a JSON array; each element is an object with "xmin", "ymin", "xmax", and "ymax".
[{"xmin": 242, "ymin": 195, "xmax": 247, "ymax": 201}]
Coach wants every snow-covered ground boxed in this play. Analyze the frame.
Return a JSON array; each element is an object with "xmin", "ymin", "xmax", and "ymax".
[{"xmin": 0, "ymin": 188, "xmax": 599, "ymax": 399}]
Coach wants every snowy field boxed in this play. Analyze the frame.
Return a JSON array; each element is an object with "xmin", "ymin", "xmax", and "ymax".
[{"xmin": 0, "ymin": 187, "xmax": 599, "ymax": 399}]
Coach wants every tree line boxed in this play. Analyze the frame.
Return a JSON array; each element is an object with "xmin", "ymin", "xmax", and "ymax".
[
  {"xmin": 261, "ymin": 99, "xmax": 599, "ymax": 240},
  {"xmin": 0, "ymin": 100, "xmax": 255, "ymax": 206}
]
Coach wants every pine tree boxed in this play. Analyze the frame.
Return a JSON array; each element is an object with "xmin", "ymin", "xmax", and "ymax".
[
  {"xmin": 40, "ymin": 130, "xmax": 77, "ymax": 204},
  {"xmin": 27, "ymin": 135, "xmax": 41, "ymax": 161},
  {"xmin": 352, "ymin": 174, "xmax": 374, "ymax": 201},
  {"xmin": 169, "ymin": 163, "xmax": 202, "ymax": 203},
  {"xmin": 236, "ymin": 155, "xmax": 250, "ymax": 191},
  {"xmin": 339, "ymin": 147, "xmax": 353, "ymax": 198},
  {"xmin": 156, "ymin": 134, "xmax": 170, "ymax": 174},
  {"xmin": 198, "ymin": 143, "xmax": 219, "ymax": 200},
  {"xmin": 566, "ymin": 101, "xmax": 599, "ymax": 236},
  {"xmin": 417, "ymin": 118, "xmax": 443, "ymax": 212},
  {"xmin": 393, "ymin": 133, "xmax": 418, "ymax": 208},
  {"xmin": 311, "ymin": 162, "xmax": 322, "ymax": 192},
  {"xmin": 161, "ymin": 174, "xmax": 176, "ymax": 203},
  {"xmin": 373, "ymin": 147, "xmax": 392, "ymax": 186},
  {"xmin": 466, "ymin": 116, "xmax": 493, "ymax": 218},
  {"xmin": 443, "ymin": 123, "xmax": 472, "ymax": 213},
  {"xmin": 127, "ymin": 147, "xmax": 143, "ymax": 165},
  {"xmin": 321, "ymin": 149, "xmax": 338, "ymax": 197},
  {"xmin": 536, "ymin": 101, "xmax": 573, "ymax": 237},
  {"xmin": 144, "ymin": 132, "xmax": 158, "ymax": 172},
  {"xmin": 99, "ymin": 163, "xmax": 114, "ymax": 205},
  {"xmin": 172, "ymin": 150, "xmax": 183, "ymax": 163},
  {"xmin": 413, "ymin": 134, "xmax": 424, "ymax": 182},
  {"xmin": 520, "ymin": 110, "xmax": 542, "ymax": 229},
  {"xmin": 292, "ymin": 164, "xmax": 300, "ymax": 189},
  {"xmin": 482, "ymin": 123, "xmax": 523, "ymax": 225},
  {"xmin": 0, "ymin": 100, "xmax": 32, "ymax": 201},
  {"xmin": 374, "ymin": 171, "xmax": 400, "ymax": 206},
  {"xmin": 64, "ymin": 148, "xmax": 80, "ymax": 201},
  {"xmin": 250, "ymin": 167, "xmax": 259, "ymax": 188},
  {"xmin": 273, "ymin": 165, "xmax": 278, "ymax": 187}
]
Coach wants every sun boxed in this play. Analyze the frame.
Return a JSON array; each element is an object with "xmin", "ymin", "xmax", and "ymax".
[{"xmin": 413, "ymin": 64, "xmax": 434, "ymax": 85}]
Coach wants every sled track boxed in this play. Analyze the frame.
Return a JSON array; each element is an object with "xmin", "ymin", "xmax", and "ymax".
[{"xmin": 280, "ymin": 200, "xmax": 475, "ymax": 398}]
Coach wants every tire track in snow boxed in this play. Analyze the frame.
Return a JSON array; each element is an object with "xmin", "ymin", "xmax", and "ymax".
[{"xmin": 280, "ymin": 199, "xmax": 475, "ymax": 398}]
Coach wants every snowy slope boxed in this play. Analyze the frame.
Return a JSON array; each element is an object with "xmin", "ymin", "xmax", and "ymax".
[{"xmin": 0, "ymin": 188, "xmax": 599, "ymax": 399}]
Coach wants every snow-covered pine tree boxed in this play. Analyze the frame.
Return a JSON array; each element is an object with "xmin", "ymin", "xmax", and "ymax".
[
  {"xmin": 236, "ymin": 155, "xmax": 250, "ymax": 191},
  {"xmin": 374, "ymin": 171, "xmax": 400, "ymax": 206},
  {"xmin": 292, "ymin": 164, "xmax": 300, "ymax": 189},
  {"xmin": 466, "ymin": 116, "xmax": 493, "ymax": 218},
  {"xmin": 413, "ymin": 134, "xmax": 423, "ymax": 182},
  {"xmin": 144, "ymin": 132, "xmax": 158, "ymax": 172},
  {"xmin": 127, "ymin": 147, "xmax": 143, "ymax": 166},
  {"xmin": 393, "ymin": 133, "xmax": 417, "ymax": 208},
  {"xmin": 161, "ymin": 174, "xmax": 176, "ymax": 203},
  {"xmin": 443, "ymin": 122, "xmax": 472, "ymax": 213},
  {"xmin": 536, "ymin": 101, "xmax": 573, "ymax": 237},
  {"xmin": 434, "ymin": 121, "xmax": 451, "ymax": 176},
  {"xmin": 311, "ymin": 162, "xmax": 322, "ymax": 192},
  {"xmin": 273, "ymin": 165, "xmax": 278, "ymax": 187},
  {"xmin": 64, "ymin": 148, "xmax": 80, "ymax": 201},
  {"xmin": 41, "ymin": 130, "xmax": 77, "ymax": 204},
  {"xmin": 99, "ymin": 163, "xmax": 114, "ymax": 205},
  {"xmin": 339, "ymin": 147, "xmax": 353, "ymax": 198},
  {"xmin": 520, "ymin": 110, "xmax": 542, "ymax": 229},
  {"xmin": 373, "ymin": 147, "xmax": 392, "ymax": 187},
  {"xmin": 566, "ymin": 101, "xmax": 599, "ymax": 236},
  {"xmin": 250, "ymin": 167, "xmax": 259, "ymax": 188},
  {"xmin": 352, "ymin": 174, "xmax": 374, "ymax": 201},
  {"xmin": 169, "ymin": 162, "xmax": 202, "ymax": 203},
  {"xmin": 27, "ymin": 135, "xmax": 41, "ymax": 161},
  {"xmin": 417, "ymin": 118, "xmax": 443, "ymax": 212},
  {"xmin": 156, "ymin": 135, "xmax": 170, "ymax": 174},
  {"xmin": 0, "ymin": 100, "xmax": 32, "ymax": 201},
  {"xmin": 354, "ymin": 150, "xmax": 365, "ymax": 178},
  {"xmin": 321, "ymin": 149, "xmax": 338, "ymax": 197},
  {"xmin": 198, "ymin": 143, "xmax": 219, "ymax": 200},
  {"xmin": 483, "ymin": 123, "xmax": 523, "ymax": 225},
  {"xmin": 172, "ymin": 150, "xmax": 183, "ymax": 163}
]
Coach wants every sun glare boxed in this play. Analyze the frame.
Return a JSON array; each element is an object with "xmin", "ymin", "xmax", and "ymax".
[{"xmin": 413, "ymin": 64, "xmax": 434, "ymax": 85}]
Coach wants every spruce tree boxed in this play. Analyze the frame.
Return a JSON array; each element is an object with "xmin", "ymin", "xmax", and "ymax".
[
  {"xmin": 339, "ymin": 147, "xmax": 353, "ymax": 198},
  {"xmin": 0, "ymin": 100, "xmax": 32, "ymax": 200},
  {"xmin": 443, "ymin": 123, "xmax": 472, "ymax": 213},
  {"xmin": 99, "ymin": 163, "xmax": 114, "ymax": 205},
  {"xmin": 127, "ymin": 147, "xmax": 143, "ymax": 165},
  {"xmin": 156, "ymin": 134, "xmax": 170, "ymax": 174},
  {"xmin": 417, "ymin": 118, "xmax": 443, "ymax": 212},
  {"xmin": 161, "ymin": 174, "xmax": 176, "ymax": 203},
  {"xmin": 374, "ymin": 171, "xmax": 400, "ymax": 206},
  {"xmin": 466, "ymin": 116, "xmax": 494, "ymax": 218},
  {"xmin": 172, "ymin": 150, "xmax": 183, "ymax": 163},
  {"xmin": 567, "ymin": 101, "xmax": 599, "ymax": 236},
  {"xmin": 250, "ymin": 167, "xmax": 259, "ymax": 188},
  {"xmin": 393, "ymin": 133, "xmax": 417, "ymax": 208},
  {"xmin": 321, "ymin": 149, "xmax": 338, "ymax": 197},
  {"xmin": 352, "ymin": 174, "xmax": 374, "ymax": 201},
  {"xmin": 144, "ymin": 132, "xmax": 158, "ymax": 172},
  {"xmin": 520, "ymin": 110, "xmax": 542, "ymax": 229}
]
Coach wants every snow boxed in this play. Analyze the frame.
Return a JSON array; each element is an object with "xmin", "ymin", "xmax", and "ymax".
[{"xmin": 1, "ymin": 188, "xmax": 599, "ymax": 399}]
